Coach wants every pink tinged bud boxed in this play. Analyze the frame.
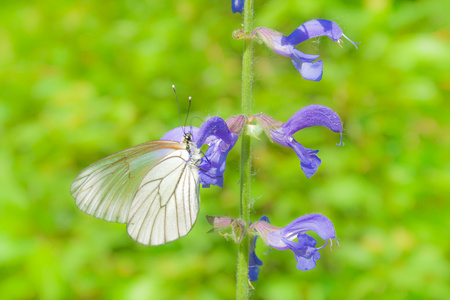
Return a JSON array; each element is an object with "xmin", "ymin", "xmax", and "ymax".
[
  {"xmin": 253, "ymin": 27, "xmax": 293, "ymax": 57},
  {"xmin": 206, "ymin": 216, "xmax": 246, "ymax": 243},
  {"xmin": 254, "ymin": 113, "xmax": 284, "ymax": 142},
  {"xmin": 206, "ymin": 216, "xmax": 234, "ymax": 232},
  {"xmin": 226, "ymin": 114, "xmax": 247, "ymax": 134}
]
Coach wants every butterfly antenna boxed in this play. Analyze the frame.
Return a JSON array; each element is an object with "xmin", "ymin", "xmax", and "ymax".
[
  {"xmin": 201, "ymin": 150, "xmax": 214, "ymax": 167},
  {"xmin": 184, "ymin": 96, "xmax": 192, "ymax": 129},
  {"xmin": 190, "ymin": 116, "xmax": 204, "ymax": 128},
  {"xmin": 198, "ymin": 164, "xmax": 223, "ymax": 179},
  {"xmin": 172, "ymin": 84, "xmax": 185, "ymax": 134}
]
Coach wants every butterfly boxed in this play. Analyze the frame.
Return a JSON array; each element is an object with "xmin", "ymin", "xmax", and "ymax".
[{"xmin": 70, "ymin": 131, "xmax": 203, "ymax": 246}]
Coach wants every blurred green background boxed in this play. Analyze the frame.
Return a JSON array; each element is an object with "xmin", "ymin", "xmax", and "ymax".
[{"xmin": 1, "ymin": 0, "xmax": 448, "ymax": 299}]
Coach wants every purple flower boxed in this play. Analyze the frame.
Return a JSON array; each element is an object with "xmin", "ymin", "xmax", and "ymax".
[
  {"xmin": 231, "ymin": 0, "xmax": 244, "ymax": 14},
  {"xmin": 248, "ymin": 215, "xmax": 269, "ymax": 281},
  {"xmin": 250, "ymin": 214, "xmax": 338, "ymax": 276},
  {"xmin": 249, "ymin": 236, "xmax": 263, "ymax": 281},
  {"xmin": 256, "ymin": 105, "xmax": 343, "ymax": 178},
  {"xmin": 196, "ymin": 117, "xmax": 240, "ymax": 188},
  {"xmin": 161, "ymin": 116, "xmax": 239, "ymax": 188},
  {"xmin": 253, "ymin": 19, "xmax": 358, "ymax": 81}
]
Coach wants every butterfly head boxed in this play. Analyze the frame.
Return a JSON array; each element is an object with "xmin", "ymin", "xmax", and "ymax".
[{"xmin": 183, "ymin": 132, "xmax": 193, "ymax": 143}]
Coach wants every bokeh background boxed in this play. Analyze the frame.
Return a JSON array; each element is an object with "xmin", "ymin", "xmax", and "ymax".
[{"xmin": 1, "ymin": 0, "xmax": 448, "ymax": 299}]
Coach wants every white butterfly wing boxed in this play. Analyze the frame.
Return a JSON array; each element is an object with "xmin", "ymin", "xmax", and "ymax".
[
  {"xmin": 70, "ymin": 141, "xmax": 184, "ymax": 223},
  {"xmin": 126, "ymin": 149, "xmax": 200, "ymax": 246}
]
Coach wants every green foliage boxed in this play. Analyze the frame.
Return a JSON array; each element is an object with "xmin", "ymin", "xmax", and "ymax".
[{"xmin": 1, "ymin": 0, "xmax": 448, "ymax": 299}]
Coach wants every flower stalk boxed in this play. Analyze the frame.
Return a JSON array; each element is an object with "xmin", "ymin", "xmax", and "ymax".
[{"xmin": 237, "ymin": 0, "xmax": 254, "ymax": 299}]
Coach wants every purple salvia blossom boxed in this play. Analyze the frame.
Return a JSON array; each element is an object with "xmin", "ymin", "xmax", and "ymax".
[
  {"xmin": 249, "ymin": 236, "xmax": 263, "ymax": 281},
  {"xmin": 249, "ymin": 215, "xmax": 269, "ymax": 281},
  {"xmin": 231, "ymin": 0, "xmax": 244, "ymax": 14},
  {"xmin": 196, "ymin": 117, "xmax": 239, "ymax": 187},
  {"xmin": 250, "ymin": 214, "xmax": 338, "ymax": 276},
  {"xmin": 256, "ymin": 105, "xmax": 343, "ymax": 178},
  {"xmin": 253, "ymin": 19, "xmax": 358, "ymax": 81},
  {"xmin": 161, "ymin": 116, "xmax": 239, "ymax": 188}
]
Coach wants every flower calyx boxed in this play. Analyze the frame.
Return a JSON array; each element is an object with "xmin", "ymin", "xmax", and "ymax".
[{"xmin": 206, "ymin": 215, "xmax": 247, "ymax": 243}]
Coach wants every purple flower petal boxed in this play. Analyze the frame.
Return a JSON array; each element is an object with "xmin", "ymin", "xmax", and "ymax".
[
  {"xmin": 286, "ymin": 19, "xmax": 345, "ymax": 45},
  {"xmin": 282, "ymin": 105, "xmax": 343, "ymax": 135},
  {"xmin": 279, "ymin": 214, "xmax": 337, "ymax": 241},
  {"xmin": 290, "ymin": 48, "xmax": 320, "ymax": 62},
  {"xmin": 161, "ymin": 117, "xmax": 238, "ymax": 188},
  {"xmin": 252, "ymin": 214, "xmax": 337, "ymax": 272},
  {"xmin": 298, "ymin": 61, "xmax": 324, "ymax": 81},
  {"xmin": 270, "ymin": 105, "xmax": 342, "ymax": 177},
  {"xmin": 253, "ymin": 19, "xmax": 357, "ymax": 81},
  {"xmin": 195, "ymin": 116, "xmax": 232, "ymax": 146},
  {"xmin": 248, "ymin": 216, "xmax": 271, "ymax": 281},
  {"xmin": 161, "ymin": 126, "xmax": 200, "ymax": 142},
  {"xmin": 232, "ymin": 0, "xmax": 244, "ymax": 14},
  {"xmin": 195, "ymin": 117, "xmax": 238, "ymax": 188},
  {"xmin": 291, "ymin": 51, "xmax": 323, "ymax": 81},
  {"xmin": 259, "ymin": 216, "xmax": 270, "ymax": 223},
  {"xmin": 249, "ymin": 236, "xmax": 263, "ymax": 281},
  {"xmin": 282, "ymin": 234, "xmax": 321, "ymax": 271},
  {"xmin": 198, "ymin": 136, "xmax": 236, "ymax": 187},
  {"xmin": 284, "ymin": 139, "xmax": 321, "ymax": 178}
]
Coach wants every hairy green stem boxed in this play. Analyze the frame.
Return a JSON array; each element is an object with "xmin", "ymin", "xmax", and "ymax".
[{"xmin": 237, "ymin": 1, "xmax": 254, "ymax": 299}]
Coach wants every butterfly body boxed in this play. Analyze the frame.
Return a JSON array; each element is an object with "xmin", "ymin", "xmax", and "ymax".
[{"xmin": 71, "ymin": 133, "xmax": 202, "ymax": 246}]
